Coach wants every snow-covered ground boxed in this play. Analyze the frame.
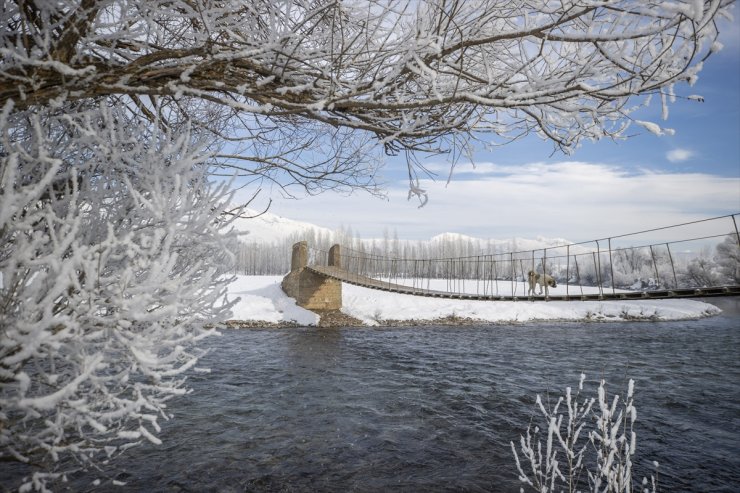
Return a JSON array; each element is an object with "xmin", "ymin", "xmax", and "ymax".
[{"xmin": 223, "ymin": 275, "xmax": 721, "ymax": 326}]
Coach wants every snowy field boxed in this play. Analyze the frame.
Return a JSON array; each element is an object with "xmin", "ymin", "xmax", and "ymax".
[{"xmin": 223, "ymin": 276, "xmax": 721, "ymax": 326}]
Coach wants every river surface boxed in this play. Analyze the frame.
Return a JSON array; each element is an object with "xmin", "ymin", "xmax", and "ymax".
[{"xmin": 8, "ymin": 299, "xmax": 740, "ymax": 492}]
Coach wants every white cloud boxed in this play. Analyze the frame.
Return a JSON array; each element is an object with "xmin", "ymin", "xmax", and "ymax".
[
  {"xmin": 666, "ymin": 148, "xmax": 694, "ymax": 162},
  {"xmin": 240, "ymin": 161, "xmax": 740, "ymax": 243},
  {"xmin": 716, "ymin": 14, "xmax": 740, "ymax": 55}
]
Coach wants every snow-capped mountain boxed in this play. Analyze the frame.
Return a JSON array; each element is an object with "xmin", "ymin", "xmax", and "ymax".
[{"xmin": 230, "ymin": 208, "xmax": 334, "ymax": 243}]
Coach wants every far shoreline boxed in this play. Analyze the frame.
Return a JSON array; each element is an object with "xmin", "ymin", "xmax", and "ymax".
[{"xmin": 223, "ymin": 305, "xmax": 724, "ymax": 329}]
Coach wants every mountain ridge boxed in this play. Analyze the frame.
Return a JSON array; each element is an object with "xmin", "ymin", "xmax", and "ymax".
[{"xmin": 230, "ymin": 208, "xmax": 580, "ymax": 253}]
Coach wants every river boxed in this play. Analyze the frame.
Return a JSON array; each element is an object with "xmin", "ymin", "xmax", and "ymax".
[{"xmin": 8, "ymin": 299, "xmax": 740, "ymax": 492}]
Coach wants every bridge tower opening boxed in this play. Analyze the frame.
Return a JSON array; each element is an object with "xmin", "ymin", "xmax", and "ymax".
[{"xmin": 281, "ymin": 242, "xmax": 342, "ymax": 310}]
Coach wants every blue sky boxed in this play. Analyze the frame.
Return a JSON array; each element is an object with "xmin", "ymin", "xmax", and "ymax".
[{"xmin": 244, "ymin": 15, "xmax": 740, "ymax": 243}]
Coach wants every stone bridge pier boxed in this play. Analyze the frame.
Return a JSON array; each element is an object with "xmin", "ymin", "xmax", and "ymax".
[{"xmin": 281, "ymin": 242, "xmax": 342, "ymax": 310}]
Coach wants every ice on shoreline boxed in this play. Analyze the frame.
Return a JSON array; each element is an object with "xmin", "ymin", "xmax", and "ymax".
[{"xmin": 223, "ymin": 276, "xmax": 722, "ymax": 327}]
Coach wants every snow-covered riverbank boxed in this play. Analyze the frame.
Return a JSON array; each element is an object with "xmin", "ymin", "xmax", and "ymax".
[{"xmin": 223, "ymin": 276, "xmax": 722, "ymax": 327}]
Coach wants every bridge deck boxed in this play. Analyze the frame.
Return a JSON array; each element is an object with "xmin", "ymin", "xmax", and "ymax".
[{"xmin": 307, "ymin": 265, "xmax": 740, "ymax": 301}]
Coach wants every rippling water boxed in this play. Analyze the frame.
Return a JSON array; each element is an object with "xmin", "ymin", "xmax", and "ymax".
[{"xmin": 7, "ymin": 299, "xmax": 740, "ymax": 492}]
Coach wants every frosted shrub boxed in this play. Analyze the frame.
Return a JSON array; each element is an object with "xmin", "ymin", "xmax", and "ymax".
[
  {"xmin": 511, "ymin": 374, "xmax": 657, "ymax": 493},
  {"xmin": 0, "ymin": 102, "xmax": 238, "ymax": 489}
]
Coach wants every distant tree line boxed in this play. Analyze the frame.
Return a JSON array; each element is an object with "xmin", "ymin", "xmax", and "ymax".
[{"xmin": 233, "ymin": 225, "xmax": 545, "ymax": 276}]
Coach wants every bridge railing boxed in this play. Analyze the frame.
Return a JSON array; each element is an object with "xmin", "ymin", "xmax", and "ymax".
[{"xmin": 307, "ymin": 213, "xmax": 740, "ymax": 298}]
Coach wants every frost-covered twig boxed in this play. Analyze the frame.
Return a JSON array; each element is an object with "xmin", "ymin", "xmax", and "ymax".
[
  {"xmin": 512, "ymin": 375, "xmax": 657, "ymax": 493},
  {"xmin": 512, "ymin": 373, "xmax": 594, "ymax": 493}
]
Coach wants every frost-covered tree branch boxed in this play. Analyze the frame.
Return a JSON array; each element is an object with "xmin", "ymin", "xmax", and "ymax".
[{"xmin": 1, "ymin": 0, "xmax": 732, "ymax": 189}]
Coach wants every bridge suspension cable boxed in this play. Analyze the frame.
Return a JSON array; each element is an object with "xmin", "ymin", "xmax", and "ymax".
[{"xmin": 305, "ymin": 213, "xmax": 740, "ymax": 301}]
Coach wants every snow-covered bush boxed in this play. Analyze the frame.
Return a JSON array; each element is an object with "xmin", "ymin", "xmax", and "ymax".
[
  {"xmin": 0, "ymin": 101, "xmax": 238, "ymax": 488},
  {"xmin": 511, "ymin": 374, "xmax": 657, "ymax": 493}
]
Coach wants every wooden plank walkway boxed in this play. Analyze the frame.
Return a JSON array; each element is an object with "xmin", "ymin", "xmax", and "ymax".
[{"xmin": 307, "ymin": 265, "xmax": 740, "ymax": 301}]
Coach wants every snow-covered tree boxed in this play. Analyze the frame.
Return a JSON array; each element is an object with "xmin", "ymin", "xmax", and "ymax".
[
  {"xmin": 1, "ymin": 0, "xmax": 732, "ymax": 195},
  {"xmin": 0, "ymin": 103, "xmax": 238, "ymax": 487},
  {"xmin": 715, "ymin": 233, "xmax": 740, "ymax": 283},
  {"xmin": 683, "ymin": 256, "xmax": 721, "ymax": 286}
]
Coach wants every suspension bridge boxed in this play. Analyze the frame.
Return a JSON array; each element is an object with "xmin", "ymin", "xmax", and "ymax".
[{"xmin": 281, "ymin": 214, "xmax": 740, "ymax": 310}]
